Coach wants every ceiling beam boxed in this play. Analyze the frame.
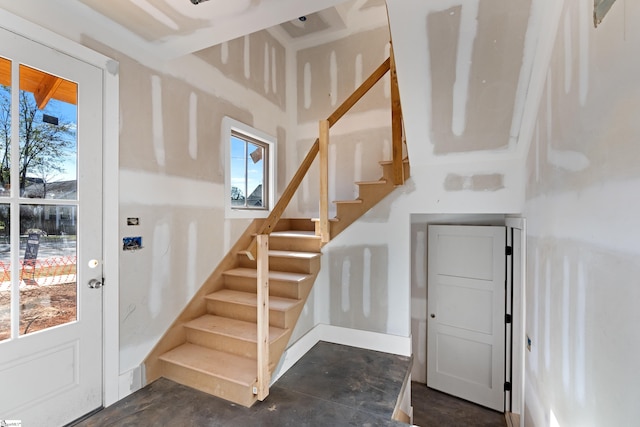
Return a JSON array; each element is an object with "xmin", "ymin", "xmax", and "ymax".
[{"xmin": 34, "ymin": 73, "xmax": 63, "ymax": 110}]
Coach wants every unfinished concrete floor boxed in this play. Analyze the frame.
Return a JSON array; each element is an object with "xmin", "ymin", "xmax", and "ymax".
[
  {"xmin": 73, "ymin": 341, "xmax": 411, "ymax": 426},
  {"xmin": 411, "ymin": 381, "xmax": 506, "ymax": 427},
  {"xmin": 72, "ymin": 342, "xmax": 506, "ymax": 427}
]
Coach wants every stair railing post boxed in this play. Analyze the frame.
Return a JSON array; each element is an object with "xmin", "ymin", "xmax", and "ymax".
[
  {"xmin": 256, "ymin": 234, "xmax": 269, "ymax": 400},
  {"xmin": 390, "ymin": 45, "xmax": 404, "ymax": 186},
  {"xmin": 319, "ymin": 120, "xmax": 330, "ymax": 244}
]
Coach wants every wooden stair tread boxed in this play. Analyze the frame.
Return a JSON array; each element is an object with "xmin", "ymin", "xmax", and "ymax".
[
  {"xmin": 270, "ymin": 230, "xmax": 318, "ymax": 238},
  {"xmin": 224, "ymin": 267, "xmax": 311, "ymax": 283},
  {"xmin": 206, "ymin": 289, "xmax": 300, "ymax": 311},
  {"xmin": 185, "ymin": 314, "xmax": 286, "ymax": 343},
  {"xmin": 355, "ymin": 179, "xmax": 387, "ymax": 185},
  {"xmin": 379, "ymin": 158, "xmax": 409, "ymax": 165},
  {"xmin": 333, "ymin": 199, "xmax": 363, "ymax": 204},
  {"xmin": 311, "ymin": 217, "xmax": 339, "ymax": 222},
  {"xmin": 268, "ymin": 250, "xmax": 321, "ymax": 260},
  {"xmin": 160, "ymin": 343, "xmax": 256, "ymax": 386},
  {"xmin": 236, "ymin": 249, "xmax": 322, "ymax": 259}
]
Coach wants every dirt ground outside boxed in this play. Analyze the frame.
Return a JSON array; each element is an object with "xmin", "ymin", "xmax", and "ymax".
[{"xmin": 0, "ymin": 282, "xmax": 77, "ymax": 341}]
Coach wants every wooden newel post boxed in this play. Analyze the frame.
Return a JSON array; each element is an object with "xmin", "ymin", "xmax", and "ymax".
[
  {"xmin": 319, "ymin": 120, "xmax": 330, "ymax": 244},
  {"xmin": 256, "ymin": 234, "xmax": 270, "ymax": 400}
]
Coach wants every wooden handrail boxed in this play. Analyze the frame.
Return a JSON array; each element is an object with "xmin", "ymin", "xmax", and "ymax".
[
  {"xmin": 327, "ymin": 58, "xmax": 391, "ymax": 126},
  {"xmin": 243, "ymin": 56, "xmax": 394, "ymax": 259}
]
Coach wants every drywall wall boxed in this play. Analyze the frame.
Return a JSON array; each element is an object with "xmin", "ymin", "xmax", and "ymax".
[
  {"xmin": 426, "ymin": 1, "xmax": 530, "ymax": 154},
  {"xmin": 387, "ymin": 0, "xmax": 533, "ymax": 159},
  {"xmin": 523, "ymin": 0, "xmax": 640, "ymax": 425},
  {"xmin": 196, "ymin": 31, "xmax": 287, "ymax": 110},
  {"xmin": 80, "ymin": 30, "xmax": 290, "ymax": 379},
  {"xmin": 285, "ymin": 0, "xmax": 528, "ymax": 357},
  {"xmin": 296, "ymin": 26, "xmax": 390, "ymax": 123}
]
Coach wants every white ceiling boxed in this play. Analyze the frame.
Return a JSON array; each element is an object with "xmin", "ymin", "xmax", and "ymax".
[{"xmin": 0, "ymin": 0, "xmax": 387, "ymax": 59}]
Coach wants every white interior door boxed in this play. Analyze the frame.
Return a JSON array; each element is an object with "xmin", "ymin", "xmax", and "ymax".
[
  {"xmin": 427, "ymin": 225, "xmax": 505, "ymax": 411},
  {"xmin": 0, "ymin": 27, "xmax": 103, "ymax": 426}
]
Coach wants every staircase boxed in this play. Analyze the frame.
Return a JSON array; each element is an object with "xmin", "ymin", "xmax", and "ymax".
[
  {"xmin": 143, "ymin": 52, "xmax": 409, "ymax": 407},
  {"xmin": 157, "ymin": 221, "xmax": 320, "ymax": 407}
]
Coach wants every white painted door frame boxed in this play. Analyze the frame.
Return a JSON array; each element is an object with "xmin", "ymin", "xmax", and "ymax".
[
  {"xmin": 0, "ymin": 9, "xmax": 120, "ymax": 408},
  {"xmin": 505, "ymin": 216, "xmax": 526, "ymax": 424}
]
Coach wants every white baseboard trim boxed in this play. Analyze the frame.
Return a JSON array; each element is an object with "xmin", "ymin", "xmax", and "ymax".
[
  {"xmin": 118, "ymin": 366, "xmax": 144, "ymax": 400},
  {"xmin": 271, "ymin": 324, "xmax": 412, "ymax": 384}
]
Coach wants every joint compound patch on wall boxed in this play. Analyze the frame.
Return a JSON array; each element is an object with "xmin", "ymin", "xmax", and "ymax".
[
  {"xmin": 195, "ymin": 30, "xmax": 286, "ymax": 109},
  {"xmin": 296, "ymin": 26, "xmax": 391, "ymax": 123},
  {"xmin": 327, "ymin": 245, "xmax": 388, "ymax": 333},
  {"xmin": 444, "ymin": 173, "xmax": 504, "ymax": 192},
  {"xmin": 427, "ymin": 0, "xmax": 532, "ymax": 154}
]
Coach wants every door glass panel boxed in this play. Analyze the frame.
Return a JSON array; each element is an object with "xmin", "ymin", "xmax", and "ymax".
[
  {"xmin": 0, "ymin": 56, "xmax": 11, "ymax": 197},
  {"xmin": 19, "ymin": 204, "xmax": 76, "ymax": 335},
  {"xmin": 0, "ymin": 204, "xmax": 9, "ymax": 341},
  {"xmin": 19, "ymin": 64, "xmax": 77, "ymax": 200}
]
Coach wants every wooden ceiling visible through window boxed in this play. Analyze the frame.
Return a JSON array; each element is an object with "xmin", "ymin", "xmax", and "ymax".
[{"xmin": 0, "ymin": 58, "xmax": 78, "ymax": 109}]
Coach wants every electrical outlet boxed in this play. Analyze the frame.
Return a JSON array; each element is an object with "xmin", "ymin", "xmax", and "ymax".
[{"xmin": 526, "ymin": 335, "xmax": 532, "ymax": 352}]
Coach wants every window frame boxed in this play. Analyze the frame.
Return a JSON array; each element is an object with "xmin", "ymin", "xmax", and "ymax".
[{"xmin": 223, "ymin": 117, "xmax": 276, "ymax": 219}]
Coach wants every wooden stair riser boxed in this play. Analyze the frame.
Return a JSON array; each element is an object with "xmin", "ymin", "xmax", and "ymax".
[
  {"xmin": 158, "ymin": 343, "xmax": 259, "ymax": 408},
  {"xmin": 272, "ymin": 218, "xmax": 316, "ymax": 232},
  {"xmin": 205, "ymin": 298, "xmax": 300, "ymax": 329},
  {"xmin": 356, "ymin": 181, "xmax": 392, "ymax": 200},
  {"xmin": 237, "ymin": 254, "xmax": 321, "ymax": 275},
  {"xmin": 336, "ymin": 200, "xmax": 368, "ymax": 221},
  {"xmin": 380, "ymin": 161, "xmax": 410, "ymax": 182},
  {"xmin": 223, "ymin": 272, "xmax": 314, "ymax": 299},
  {"xmin": 268, "ymin": 235, "xmax": 322, "ymax": 253},
  {"xmin": 185, "ymin": 327, "xmax": 286, "ymax": 368},
  {"xmin": 160, "ymin": 361, "xmax": 257, "ymax": 407}
]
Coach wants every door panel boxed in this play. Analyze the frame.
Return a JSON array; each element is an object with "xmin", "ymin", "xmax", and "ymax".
[
  {"xmin": 0, "ymin": 26, "xmax": 103, "ymax": 426},
  {"xmin": 427, "ymin": 225, "xmax": 505, "ymax": 411}
]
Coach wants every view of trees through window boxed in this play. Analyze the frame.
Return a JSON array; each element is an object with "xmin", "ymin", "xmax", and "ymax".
[
  {"xmin": 230, "ymin": 132, "xmax": 267, "ymax": 210},
  {"xmin": 0, "ymin": 86, "xmax": 76, "ymax": 198},
  {"xmin": 0, "ymin": 59, "xmax": 79, "ymax": 341}
]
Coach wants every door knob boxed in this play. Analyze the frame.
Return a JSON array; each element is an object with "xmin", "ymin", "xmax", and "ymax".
[
  {"xmin": 430, "ymin": 313, "xmax": 435, "ymax": 318},
  {"xmin": 88, "ymin": 278, "xmax": 103, "ymax": 289}
]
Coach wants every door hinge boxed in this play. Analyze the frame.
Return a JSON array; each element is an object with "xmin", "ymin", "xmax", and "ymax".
[
  {"xmin": 505, "ymin": 314, "xmax": 512, "ymax": 324},
  {"xmin": 504, "ymin": 382, "xmax": 512, "ymax": 392},
  {"xmin": 505, "ymin": 246, "xmax": 513, "ymax": 256}
]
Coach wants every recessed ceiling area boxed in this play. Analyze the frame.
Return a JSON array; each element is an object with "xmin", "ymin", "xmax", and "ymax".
[
  {"xmin": 76, "ymin": 0, "xmax": 356, "ymax": 57},
  {"xmin": 279, "ymin": 8, "xmax": 345, "ymax": 39},
  {"xmin": 0, "ymin": 0, "xmax": 388, "ymax": 59}
]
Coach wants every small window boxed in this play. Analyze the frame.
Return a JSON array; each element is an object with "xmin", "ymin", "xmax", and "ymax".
[{"xmin": 223, "ymin": 117, "xmax": 276, "ymax": 219}]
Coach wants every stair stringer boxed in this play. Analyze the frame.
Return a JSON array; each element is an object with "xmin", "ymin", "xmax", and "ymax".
[
  {"xmin": 144, "ymin": 219, "xmax": 265, "ymax": 384},
  {"xmin": 316, "ymin": 158, "xmax": 411, "ymax": 239}
]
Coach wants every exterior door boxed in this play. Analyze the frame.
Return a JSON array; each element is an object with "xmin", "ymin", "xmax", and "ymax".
[
  {"xmin": 427, "ymin": 225, "xmax": 505, "ymax": 411},
  {"xmin": 0, "ymin": 27, "xmax": 103, "ymax": 426}
]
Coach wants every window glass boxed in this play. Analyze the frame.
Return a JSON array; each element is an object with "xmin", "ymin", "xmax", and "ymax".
[
  {"xmin": 230, "ymin": 133, "xmax": 267, "ymax": 210},
  {"xmin": 223, "ymin": 117, "xmax": 275, "ymax": 219},
  {"xmin": 0, "ymin": 57, "xmax": 10, "ymax": 198},
  {"xmin": 19, "ymin": 64, "xmax": 78, "ymax": 200}
]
